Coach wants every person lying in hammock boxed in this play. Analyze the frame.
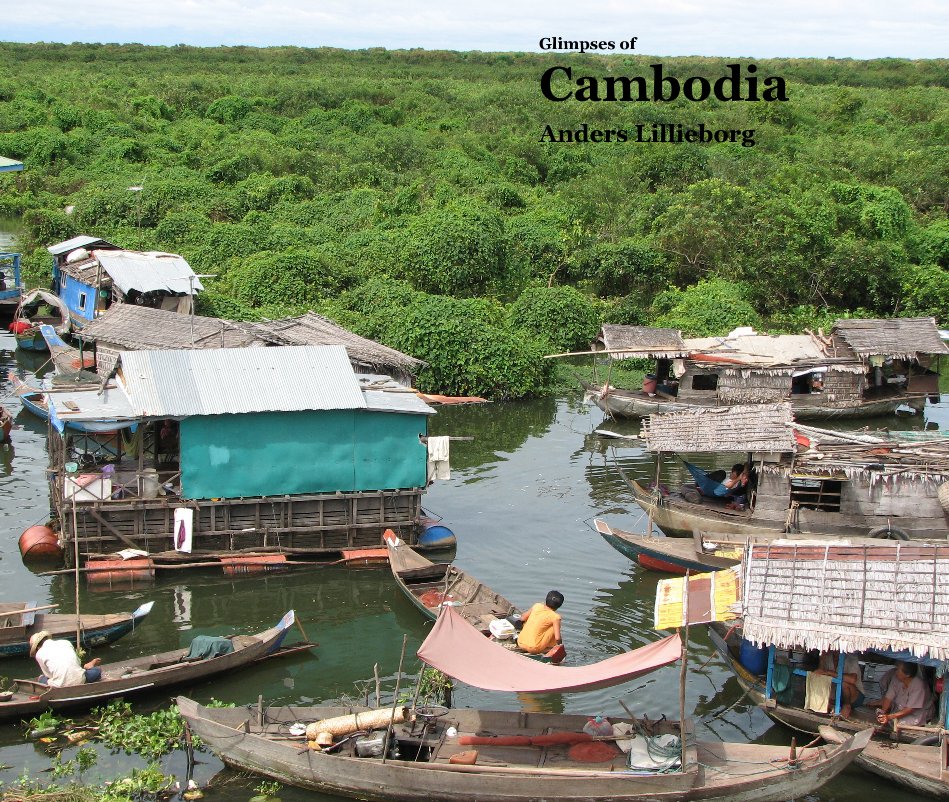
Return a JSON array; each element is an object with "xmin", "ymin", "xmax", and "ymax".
[{"xmin": 685, "ymin": 462, "xmax": 749, "ymax": 508}]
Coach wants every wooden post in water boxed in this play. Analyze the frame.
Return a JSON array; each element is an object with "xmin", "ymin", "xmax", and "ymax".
[
  {"xmin": 381, "ymin": 634, "xmax": 408, "ymax": 765},
  {"xmin": 72, "ymin": 495, "xmax": 82, "ymax": 649},
  {"xmin": 678, "ymin": 570, "xmax": 690, "ymax": 771},
  {"xmin": 646, "ymin": 451, "xmax": 663, "ymax": 537}
]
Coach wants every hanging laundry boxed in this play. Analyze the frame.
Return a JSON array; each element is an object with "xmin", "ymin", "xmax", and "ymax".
[
  {"xmin": 174, "ymin": 507, "xmax": 194, "ymax": 553},
  {"xmin": 804, "ymin": 671, "xmax": 833, "ymax": 713},
  {"xmin": 427, "ymin": 436, "xmax": 451, "ymax": 482}
]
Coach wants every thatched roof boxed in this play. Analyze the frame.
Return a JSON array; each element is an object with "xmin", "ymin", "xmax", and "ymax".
[
  {"xmin": 639, "ymin": 402, "xmax": 796, "ymax": 453},
  {"xmin": 76, "ymin": 305, "xmax": 261, "ymax": 350},
  {"xmin": 832, "ymin": 317, "xmax": 949, "ymax": 358},
  {"xmin": 740, "ymin": 541, "xmax": 949, "ymax": 661},
  {"xmin": 78, "ymin": 307, "xmax": 423, "ymax": 382},
  {"xmin": 593, "ymin": 325, "xmax": 689, "ymax": 358},
  {"xmin": 791, "ymin": 424, "xmax": 949, "ymax": 481},
  {"xmin": 244, "ymin": 312, "xmax": 425, "ymax": 379}
]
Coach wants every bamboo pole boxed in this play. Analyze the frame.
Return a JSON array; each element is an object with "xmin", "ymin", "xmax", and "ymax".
[
  {"xmin": 679, "ymin": 571, "xmax": 690, "ymax": 771},
  {"xmin": 72, "ymin": 496, "xmax": 82, "ymax": 649},
  {"xmin": 646, "ymin": 452, "xmax": 663, "ymax": 536},
  {"xmin": 382, "ymin": 634, "xmax": 408, "ymax": 765}
]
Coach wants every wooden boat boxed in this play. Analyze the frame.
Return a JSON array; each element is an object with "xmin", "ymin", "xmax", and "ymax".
[
  {"xmin": 0, "ymin": 610, "xmax": 305, "ymax": 720},
  {"xmin": 625, "ymin": 405, "xmax": 949, "ymax": 541},
  {"xmin": 384, "ymin": 531, "xmax": 518, "ymax": 632},
  {"xmin": 586, "ymin": 380, "xmax": 914, "ymax": 421},
  {"xmin": 580, "ymin": 319, "xmax": 944, "ymax": 422},
  {"xmin": 8, "ymin": 373, "xmax": 128, "ymax": 433},
  {"xmin": 12, "ymin": 288, "xmax": 72, "ymax": 352},
  {"xmin": 707, "ymin": 620, "xmax": 940, "ymax": 743},
  {"xmin": 709, "ymin": 539, "xmax": 949, "ymax": 749},
  {"xmin": 0, "ymin": 600, "xmax": 154, "ymax": 659},
  {"xmin": 820, "ymin": 725, "xmax": 949, "ymax": 799},
  {"xmin": 384, "ymin": 533, "xmax": 566, "ymax": 663},
  {"xmin": 594, "ymin": 520, "xmax": 740, "ymax": 575},
  {"xmin": 178, "ymin": 697, "xmax": 870, "ymax": 802}
]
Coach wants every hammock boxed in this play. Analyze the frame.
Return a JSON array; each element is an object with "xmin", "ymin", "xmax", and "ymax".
[
  {"xmin": 417, "ymin": 606, "xmax": 681, "ymax": 693},
  {"xmin": 684, "ymin": 461, "xmax": 730, "ymax": 497}
]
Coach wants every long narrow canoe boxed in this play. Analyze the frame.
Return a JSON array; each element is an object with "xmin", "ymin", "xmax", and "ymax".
[
  {"xmin": 820, "ymin": 725, "xmax": 949, "ymax": 799},
  {"xmin": 594, "ymin": 520, "xmax": 739, "ymax": 575},
  {"xmin": 384, "ymin": 532, "xmax": 518, "ymax": 633},
  {"xmin": 0, "ymin": 610, "xmax": 305, "ymax": 720},
  {"xmin": 0, "ymin": 601, "xmax": 154, "ymax": 659},
  {"xmin": 179, "ymin": 697, "xmax": 870, "ymax": 802}
]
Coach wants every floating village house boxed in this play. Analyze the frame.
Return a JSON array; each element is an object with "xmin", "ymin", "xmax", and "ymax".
[
  {"xmin": 627, "ymin": 401, "xmax": 949, "ymax": 540},
  {"xmin": 48, "ymin": 235, "xmax": 203, "ymax": 328},
  {"xmin": 46, "ymin": 344, "xmax": 437, "ymax": 569},
  {"xmin": 74, "ymin": 304, "xmax": 423, "ymax": 386},
  {"xmin": 586, "ymin": 318, "xmax": 946, "ymax": 420}
]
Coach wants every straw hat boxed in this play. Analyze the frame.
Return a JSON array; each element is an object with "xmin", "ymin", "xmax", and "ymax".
[{"xmin": 29, "ymin": 630, "xmax": 52, "ymax": 657}]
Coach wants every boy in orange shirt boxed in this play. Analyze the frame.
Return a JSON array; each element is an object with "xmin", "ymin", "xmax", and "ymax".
[{"xmin": 517, "ymin": 590, "xmax": 564, "ymax": 654}]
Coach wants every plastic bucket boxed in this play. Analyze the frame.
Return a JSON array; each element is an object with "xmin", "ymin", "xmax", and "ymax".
[
  {"xmin": 139, "ymin": 468, "xmax": 160, "ymax": 499},
  {"xmin": 643, "ymin": 374, "xmax": 658, "ymax": 394},
  {"xmin": 738, "ymin": 638, "xmax": 768, "ymax": 675}
]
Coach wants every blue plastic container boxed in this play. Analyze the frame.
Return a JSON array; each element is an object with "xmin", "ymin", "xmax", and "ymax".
[
  {"xmin": 739, "ymin": 638, "xmax": 768, "ymax": 675},
  {"xmin": 417, "ymin": 524, "xmax": 456, "ymax": 549}
]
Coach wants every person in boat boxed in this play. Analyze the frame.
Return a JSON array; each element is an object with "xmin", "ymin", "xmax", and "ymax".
[
  {"xmin": 815, "ymin": 650, "xmax": 865, "ymax": 718},
  {"xmin": 30, "ymin": 630, "xmax": 102, "ymax": 687},
  {"xmin": 721, "ymin": 463, "xmax": 751, "ymax": 510},
  {"xmin": 869, "ymin": 660, "xmax": 935, "ymax": 727},
  {"xmin": 516, "ymin": 590, "xmax": 564, "ymax": 655}
]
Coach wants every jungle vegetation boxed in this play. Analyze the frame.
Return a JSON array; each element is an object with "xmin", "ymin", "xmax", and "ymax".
[{"xmin": 0, "ymin": 43, "xmax": 946, "ymax": 398}]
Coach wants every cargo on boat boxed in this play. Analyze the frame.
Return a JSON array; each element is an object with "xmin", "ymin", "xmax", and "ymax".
[{"xmin": 45, "ymin": 344, "xmax": 450, "ymax": 568}]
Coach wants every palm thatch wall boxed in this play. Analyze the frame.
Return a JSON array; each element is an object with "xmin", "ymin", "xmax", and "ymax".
[{"xmin": 740, "ymin": 541, "xmax": 949, "ymax": 660}]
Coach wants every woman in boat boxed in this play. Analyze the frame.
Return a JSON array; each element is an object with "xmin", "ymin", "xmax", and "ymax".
[
  {"xmin": 870, "ymin": 660, "xmax": 936, "ymax": 728},
  {"xmin": 516, "ymin": 590, "xmax": 564, "ymax": 655},
  {"xmin": 30, "ymin": 631, "xmax": 102, "ymax": 688}
]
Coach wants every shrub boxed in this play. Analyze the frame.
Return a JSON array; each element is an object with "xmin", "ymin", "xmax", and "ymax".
[
  {"xmin": 507, "ymin": 285, "xmax": 600, "ymax": 353},
  {"xmin": 381, "ymin": 294, "xmax": 550, "ymax": 399},
  {"xmin": 651, "ymin": 278, "xmax": 762, "ymax": 336}
]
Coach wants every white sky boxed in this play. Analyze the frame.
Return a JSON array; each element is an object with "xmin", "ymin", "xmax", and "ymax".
[{"xmin": 3, "ymin": 0, "xmax": 946, "ymax": 58}]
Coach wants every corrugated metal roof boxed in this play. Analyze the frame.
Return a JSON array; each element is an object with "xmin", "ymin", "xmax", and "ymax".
[
  {"xmin": 46, "ymin": 385, "xmax": 139, "ymax": 423},
  {"xmin": 94, "ymin": 250, "xmax": 202, "ymax": 295},
  {"xmin": 119, "ymin": 345, "xmax": 368, "ymax": 417},
  {"xmin": 48, "ymin": 235, "xmax": 118, "ymax": 255},
  {"xmin": 363, "ymin": 389, "xmax": 435, "ymax": 416}
]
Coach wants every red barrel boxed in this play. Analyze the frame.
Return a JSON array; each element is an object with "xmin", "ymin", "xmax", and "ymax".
[
  {"xmin": 85, "ymin": 557, "xmax": 156, "ymax": 586},
  {"xmin": 220, "ymin": 554, "xmax": 288, "ymax": 576},
  {"xmin": 19, "ymin": 526, "xmax": 63, "ymax": 560}
]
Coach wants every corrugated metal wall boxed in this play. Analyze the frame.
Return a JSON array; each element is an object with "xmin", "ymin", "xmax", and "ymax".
[{"xmin": 179, "ymin": 409, "xmax": 428, "ymax": 499}]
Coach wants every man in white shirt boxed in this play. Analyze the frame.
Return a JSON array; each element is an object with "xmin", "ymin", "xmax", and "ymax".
[{"xmin": 29, "ymin": 630, "xmax": 102, "ymax": 688}]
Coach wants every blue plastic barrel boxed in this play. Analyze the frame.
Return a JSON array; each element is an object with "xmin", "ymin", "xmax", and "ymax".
[
  {"xmin": 739, "ymin": 638, "xmax": 768, "ymax": 675},
  {"xmin": 417, "ymin": 524, "xmax": 456, "ymax": 549}
]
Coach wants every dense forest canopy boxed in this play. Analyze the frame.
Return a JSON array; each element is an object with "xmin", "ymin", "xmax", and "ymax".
[{"xmin": 0, "ymin": 43, "xmax": 946, "ymax": 397}]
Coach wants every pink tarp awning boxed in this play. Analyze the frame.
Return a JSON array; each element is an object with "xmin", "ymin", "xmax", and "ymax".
[{"xmin": 417, "ymin": 607, "xmax": 682, "ymax": 693}]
